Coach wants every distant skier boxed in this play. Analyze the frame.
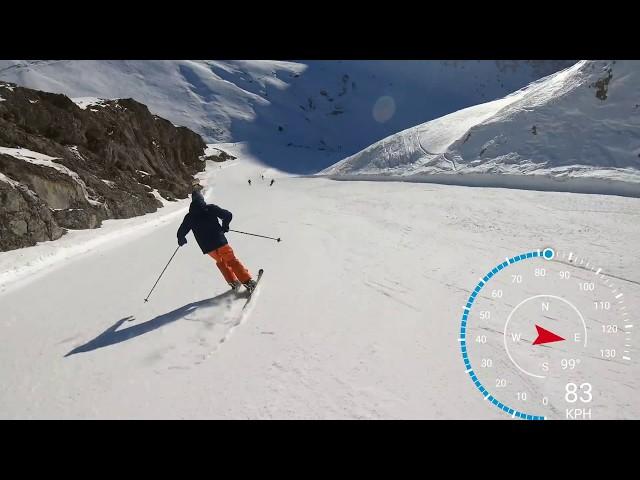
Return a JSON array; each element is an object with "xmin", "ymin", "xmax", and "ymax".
[
  {"xmin": 177, "ymin": 186, "xmax": 257, "ymax": 292},
  {"xmin": 261, "ymin": 174, "xmax": 264, "ymax": 180},
  {"xmin": 248, "ymin": 179, "xmax": 252, "ymax": 186},
  {"xmin": 270, "ymin": 179, "xmax": 275, "ymax": 187}
]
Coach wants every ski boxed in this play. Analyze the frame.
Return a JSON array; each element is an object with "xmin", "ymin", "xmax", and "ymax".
[{"xmin": 242, "ymin": 268, "xmax": 264, "ymax": 310}]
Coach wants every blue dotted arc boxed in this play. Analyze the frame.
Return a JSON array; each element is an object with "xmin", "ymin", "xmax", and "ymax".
[{"xmin": 460, "ymin": 248, "xmax": 553, "ymax": 420}]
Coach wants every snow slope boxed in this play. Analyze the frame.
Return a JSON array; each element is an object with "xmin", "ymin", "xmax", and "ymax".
[
  {"xmin": 0, "ymin": 60, "xmax": 573, "ymax": 172},
  {"xmin": 1, "ymin": 145, "xmax": 638, "ymax": 419},
  {"xmin": 323, "ymin": 61, "xmax": 640, "ymax": 197}
]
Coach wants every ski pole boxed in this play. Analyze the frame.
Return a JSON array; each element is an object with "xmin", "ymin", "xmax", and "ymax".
[
  {"xmin": 144, "ymin": 246, "xmax": 180, "ymax": 302},
  {"xmin": 229, "ymin": 229, "xmax": 281, "ymax": 242}
]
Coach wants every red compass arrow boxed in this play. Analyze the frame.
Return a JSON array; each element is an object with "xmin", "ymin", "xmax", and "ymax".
[{"xmin": 533, "ymin": 324, "xmax": 565, "ymax": 346}]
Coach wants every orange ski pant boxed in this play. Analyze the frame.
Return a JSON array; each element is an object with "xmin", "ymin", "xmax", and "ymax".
[{"xmin": 208, "ymin": 244, "xmax": 252, "ymax": 284}]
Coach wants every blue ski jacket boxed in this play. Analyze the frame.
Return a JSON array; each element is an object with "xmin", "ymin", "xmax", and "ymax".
[{"xmin": 177, "ymin": 190, "xmax": 232, "ymax": 253}]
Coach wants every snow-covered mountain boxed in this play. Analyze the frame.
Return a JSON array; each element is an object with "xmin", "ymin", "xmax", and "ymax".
[
  {"xmin": 323, "ymin": 60, "xmax": 640, "ymax": 197},
  {"xmin": 0, "ymin": 60, "xmax": 574, "ymax": 172}
]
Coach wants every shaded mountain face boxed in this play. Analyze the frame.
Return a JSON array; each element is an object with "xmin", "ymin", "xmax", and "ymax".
[{"xmin": 0, "ymin": 81, "xmax": 207, "ymax": 251}]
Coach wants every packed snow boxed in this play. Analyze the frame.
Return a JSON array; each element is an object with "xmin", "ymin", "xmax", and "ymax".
[
  {"xmin": 0, "ymin": 144, "xmax": 638, "ymax": 419},
  {"xmin": 0, "ymin": 192, "xmax": 184, "ymax": 295},
  {"xmin": 70, "ymin": 97, "xmax": 107, "ymax": 110},
  {"xmin": 0, "ymin": 146, "xmax": 63, "ymax": 168}
]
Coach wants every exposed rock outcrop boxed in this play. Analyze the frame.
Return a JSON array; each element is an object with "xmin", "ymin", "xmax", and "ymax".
[{"xmin": 0, "ymin": 81, "xmax": 208, "ymax": 251}]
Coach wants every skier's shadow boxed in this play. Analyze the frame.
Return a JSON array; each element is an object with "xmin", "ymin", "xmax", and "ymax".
[{"xmin": 65, "ymin": 290, "xmax": 238, "ymax": 357}]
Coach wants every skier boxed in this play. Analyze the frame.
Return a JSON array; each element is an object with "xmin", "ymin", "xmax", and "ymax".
[
  {"xmin": 270, "ymin": 179, "xmax": 275, "ymax": 187},
  {"xmin": 261, "ymin": 174, "xmax": 264, "ymax": 180},
  {"xmin": 177, "ymin": 186, "xmax": 257, "ymax": 292},
  {"xmin": 248, "ymin": 179, "xmax": 252, "ymax": 186}
]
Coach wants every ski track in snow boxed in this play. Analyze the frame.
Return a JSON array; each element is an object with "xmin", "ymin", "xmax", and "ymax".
[
  {"xmin": 323, "ymin": 61, "xmax": 640, "ymax": 197},
  {"xmin": 0, "ymin": 143, "xmax": 639, "ymax": 419}
]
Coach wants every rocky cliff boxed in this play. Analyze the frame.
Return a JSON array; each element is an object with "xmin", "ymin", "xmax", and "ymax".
[{"xmin": 0, "ymin": 81, "xmax": 209, "ymax": 251}]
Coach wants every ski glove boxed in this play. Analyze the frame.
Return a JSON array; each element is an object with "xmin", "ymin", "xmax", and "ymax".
[
  {"xmin": 222, "ymin": 224, "xmax": 230, "ymax": 233},
  {"xmin": 178, "ymin": 237, "xmax": 187, "ymax": 246}
]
